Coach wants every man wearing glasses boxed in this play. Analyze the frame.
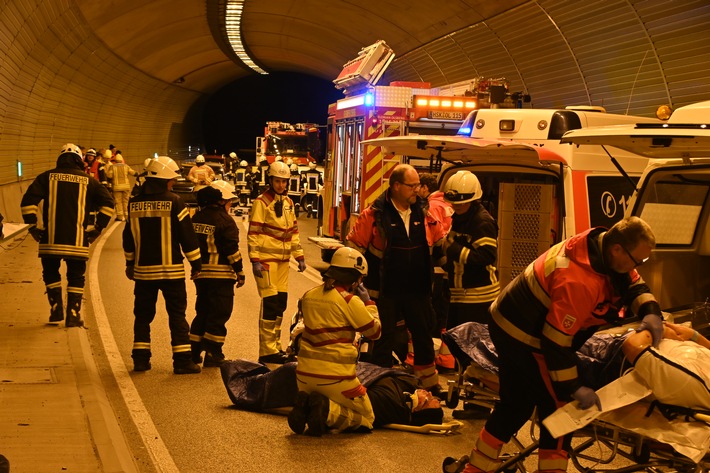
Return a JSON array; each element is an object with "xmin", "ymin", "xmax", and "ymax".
[
  {"xmin": 347, "ymin": 164, "xmax": 447, "ymax": 394},
  {"xmin": 450, "ymin": 216, "xmax": 664, "ymax": 473}
]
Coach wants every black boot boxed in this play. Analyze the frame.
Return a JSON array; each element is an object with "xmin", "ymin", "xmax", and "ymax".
[
  {"xmin": 47, "ymin": 287, "xmax": 64, "ymax": 323},
  {"xmin": 173, "ymin": 354, "xmax": 201, "ymax": 374},
  {"xmin": 132, "ymin": 348, "xmax": 152, "ymax": 372},
  {"xmin": 288, "ymin": 391, "xmax": 310, "ymax": 434},
  {"xmin": 204, "ymin": 351, "xmax": 227, "ymax": 367},
  {"xmin": 306, "ymin": 392, "xmax": 329, "ymax": 437},
  {"xmin": 191, "ymin": 341, "xmax": 203, "ymax": 364},
  {"xmin": 65, "ymin": 292, "xmax": 84, "ymax": 328}
]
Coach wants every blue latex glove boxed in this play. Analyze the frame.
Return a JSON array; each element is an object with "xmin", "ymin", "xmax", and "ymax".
[
  {"xmin": 572, "ymin": 386, "xmax": 601, "ymax": 410},
  {"xmin": 297, "ymin": 259, "xmax": 307, "ymax": 272},
  {"xmin": 252, "ymin": 262, "xmax": 266, "ymax": 278},
  {"xmin": 354, "ymin": 283, "xmax": 370, "ymax": 303},
  {"xmin": 636, "ymin": 313, "xmax": 664, "ymax": 348}
]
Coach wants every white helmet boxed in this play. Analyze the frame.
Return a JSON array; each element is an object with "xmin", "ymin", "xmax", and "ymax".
[
  {"xmin": 240, "ymin": 160, "xmax": 248, "ymax": 167},
  {"xmin": 275, "ymin": 155, "xmax": 283, "ymax": 162},
  {"xmin": 269, "ymin": 161, "xmax": 290, "ymax": 180},
  {"xmin": 443, "ymin": 170, "xmax": 482, "ymax": 204},
  {"xmin": 115, "ymin": 154, "xmax": 124, "ymax": 163},
  {"xmin": 146, "ymin": 156, "xmax": 180, "ymax": 179},
  {"xmin": 59, "ymin": 143, "xmax": 82, "ymax": 160},
  {"xmin": 210, "ymin": 180, "xmax": 237, "ymax": 200},
  {"xmin": 195, "ymin": 154, "xmax": 205, "ymax": 164},
  {"xmin": 328, "ymin": 247, "xmax": 368, "ymax": 276},
  {"xmin": 308, "ymin": 161, "xmax": 317, "ymax": 169},
  {"xmin": 85, "ymin": 148, "xmax": 97, "ymax": 157},
  {"xmin": 229, "ymin": 152, "xmax": 237, "ymax": 159},
  {"xmin": 290, "ymin": 164, "xmax": 298, "ymax": 172}
]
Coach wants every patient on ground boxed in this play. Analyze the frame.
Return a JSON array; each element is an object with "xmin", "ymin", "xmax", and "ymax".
[{"xmin": 623, "ymin": 322, "xmax": 710, "ymax": 410}]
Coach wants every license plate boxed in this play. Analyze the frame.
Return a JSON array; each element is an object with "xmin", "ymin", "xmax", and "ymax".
[{"xmin": 429, "ymin": 111, "xmax": 464, "ymax": 120}]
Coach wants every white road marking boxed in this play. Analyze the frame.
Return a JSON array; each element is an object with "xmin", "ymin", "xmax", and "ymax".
[{"xmin": 90, "ymin": 223, "xmax": 179, "ymax": 473}]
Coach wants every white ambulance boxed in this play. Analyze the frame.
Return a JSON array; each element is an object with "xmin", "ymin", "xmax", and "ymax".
[
  {"xmin": 364, "ymin": 106, "xmax": 660, "ymax": 287},
  {"xmin": 561, "ymin": 100, "xmax": 710, "ymax": 313}
]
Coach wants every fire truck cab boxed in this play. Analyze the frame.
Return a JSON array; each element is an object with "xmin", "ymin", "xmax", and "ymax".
[
  {"xmin": 256, "ymin": 121, "xmax": 322, "ymax": 166},
  {"xmin": 364, "ymin": 106, "xmax": 661, "ymax": 287}
]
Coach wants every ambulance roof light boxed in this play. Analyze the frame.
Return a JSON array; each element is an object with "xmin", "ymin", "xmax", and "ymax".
[{"xmin": 364, "ymin": 92, "xmax": 374, "ymax": 106}]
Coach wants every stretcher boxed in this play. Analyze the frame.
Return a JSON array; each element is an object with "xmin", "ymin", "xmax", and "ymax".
[{"xmin": 440, "ymin": 321, "xmax": 710, "ymax": 472}]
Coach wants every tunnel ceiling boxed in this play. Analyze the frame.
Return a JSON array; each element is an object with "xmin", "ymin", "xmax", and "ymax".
[{"xmin": 75, "ymin": 0, "xmax": 529, "ymax": 92}]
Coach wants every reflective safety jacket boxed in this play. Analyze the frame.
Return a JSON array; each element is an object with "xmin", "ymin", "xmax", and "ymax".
[
  {"xmin": 106, "ymin": 163, "xmax": 137, "ymax": 192},
  {"xmin": 302, "ymin": 169, "xmax": 322, "ymax": 195},
  {"xmin": 21, "ymin": 154, "xmax": 115, "ymax": 259},
  {"xmin": 490, "ymin": 227, "xmax": 662, "ymax": 399},
  {"xmin": 426, "ymin": 191, "xmax": 453, "ymax": 235},
  {"xmin": 297, "ymin": 284, "xmax": 381, "ymax": 380},
  {"xmin": 123, "ymin": 179, "xmax": 201, "ymax": 280},
  {"xmin": 247, "ymin": 189, "xmax": 304, "ymax": 263},
  {"xmin": 187, "ymin": 164, "xmax": 215, "ymax": 186},
  {"xmin": 443, "ymin": 201, "xmax": 500, "ymax": 304},
  {"xmin": 192, "ymin": 205, "xmax": 244, "ymax": 280},
  {"xmin": 235, "ymin": 166, "xmax": 249, "ymax": 189}
]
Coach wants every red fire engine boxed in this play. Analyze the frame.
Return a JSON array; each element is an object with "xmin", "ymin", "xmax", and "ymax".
[
  {"xmin": 256, "ymin": 122, "xmax": 322, "ymax": 165},
  {"xmin": 321, "ymin": 40, "xmax": 521, "ymax": 239}
]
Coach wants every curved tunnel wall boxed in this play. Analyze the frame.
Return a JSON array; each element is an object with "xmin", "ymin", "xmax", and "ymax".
[{"xmin": 0, "ymin": 1, "xmax": 202, "ymax": 221}]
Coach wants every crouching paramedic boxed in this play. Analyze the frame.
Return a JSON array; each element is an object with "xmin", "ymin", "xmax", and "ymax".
[
  {"xmin": 122, "ymin": 156, "xmax": 203, "ymax": 374},
  {"xmin": 190, "ymin": 181, "xmax": 246, "ymax": 367},
  {"xmin": 451, "ymin": 216, "xmax": 664, "ymax": 473},
  {"xmin": 248, "ymin": 161, "xmax": 306, "ymax": 364},
  {"xmin": 288, "ymin": 247, "xmax": 381, "ymax": 436}
]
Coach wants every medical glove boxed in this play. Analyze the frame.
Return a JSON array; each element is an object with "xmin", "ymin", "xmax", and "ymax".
[
  {"xmin": 298, "ymin": 259, "xmax": 307, "ymax": 272},
  {"xmin": 636, "ymin": 313, "xmax": 664, "ymax": 348},
  {"xmin": 572, "ymin": 386, "xmax": 601, "ymax": 410},
  {"xmin": 252, "ymin": 262, "xmax": 266, "ymax": 278},
  {"xmin": 354, "ymin": 283, "xmax": 370, "ymax": 303}
]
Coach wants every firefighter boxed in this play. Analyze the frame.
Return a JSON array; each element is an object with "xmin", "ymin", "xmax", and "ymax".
[
  {"xmin": 228, "ymin": 151, "xmax": 238, "ymax": 175},
  {"xmin": 256, "ymin": 155, "xmax": 270, "ymax": 194},
  {"xmin": 21, "ymin": 143, "xmax": 114, "ymax": 327},
  {"xmin": 84, "ymin": 148, "xmax": 107, "ymax": 186},
  {"xmin": 123, "ymin": 156, "xmax": 203, "ymax": 374},
  {"xmin": 248, "ymin": 161, "xmax": 307, "ymax": 365},
  {"xmin": 301, "ymin": 161, "xmax": 322, "ymax": 218},
  {"xmin": 449, "ymin": 216, "xmax": 664, "ymax": 473},
  {"xmin": 441, "ymin": 170, "xmax": 500, "ymax": 328},
  {"xmin": 187, "ymin": 154, "xmax": 215, "ymax": 190},
  {"xmin": 106, "ymin": 154, "xmax": 138, "ymax": 221},
  {"xmin": 189, "ymin": 180, "xmax": 246, "ymax": 367},
  {"xmin": 289, "ymin": 247, "xmax": 381, "ymax": 436},
  {"xmin": 287, "ymin": 163, "xmax": 302, "ymax": 217},
  {"xmin": 234, "ymin": 160, "xmax": 251, "ymax": 207}
]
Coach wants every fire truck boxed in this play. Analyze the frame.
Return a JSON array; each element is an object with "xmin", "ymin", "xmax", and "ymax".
[
  {"xmin": 321, "ymin": 40, "xmax": 524, "ymax": 239},
  {"xmin": 256, "ymin": 122, "xmax": 322, "ymax": 165}
]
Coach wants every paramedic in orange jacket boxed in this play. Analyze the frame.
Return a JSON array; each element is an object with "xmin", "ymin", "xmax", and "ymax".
[
  {"xmin": 248, "ymin": 161, "xmax": 306, "ymax": 364},
  {"xmin": 451, "ymin": 216, "xmax": 664, "ymax": 473},
  {"xmin": 288, "ymin": 247, "xmax": 381, "ymax": 436},
  {"xmin": 346, "ymin": 164, "xmax": 447, "ymax": 392}
]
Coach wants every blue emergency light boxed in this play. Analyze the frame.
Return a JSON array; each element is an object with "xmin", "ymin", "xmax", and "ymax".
[
  {"xmin": 364, "ymin": 92, "xmax": 374, "ymax": 106},
  {"xmin": 457, "ymin": 126, "xmax": 472, "ymax": 136}
]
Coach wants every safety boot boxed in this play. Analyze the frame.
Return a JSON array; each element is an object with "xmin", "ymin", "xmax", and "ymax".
[
  {"xmin": 305, "ymin": 391, "xmax": 329, "ymax": 437},
  {"xmin": 65, "ymin": 292, "xmax": 84, "ymax": 328},
  {"xmin": 190, "ymin": 341, "xmax": 203, "ymax": 364},
  {"xmin": 47, "ymin": 287, "xmax": 64, "ymax": 323},
  {"xmin": 203, "ymin": 351, "xmax": 227, "ymax": 367},
  {"xmin": 173, "ymin": 354, "xmax": 201, "ymax": 374},
  {"xmin": 132, "ymin": 348, "xmax": 152, "ymax": 372}
]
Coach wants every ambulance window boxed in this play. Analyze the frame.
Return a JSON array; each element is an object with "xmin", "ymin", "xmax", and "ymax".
[
  {"xmin": 548, "ymin": 111, "xmax": 582, "ymax": 140},
  {"xmin": 637, "ymin": 180, "xmax": 709, "ymax": 245}
]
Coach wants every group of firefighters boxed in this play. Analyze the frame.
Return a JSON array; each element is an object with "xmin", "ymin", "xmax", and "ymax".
[{"xmin": 21, "ymin": 144, "xmax": 667, "ymax": 473}]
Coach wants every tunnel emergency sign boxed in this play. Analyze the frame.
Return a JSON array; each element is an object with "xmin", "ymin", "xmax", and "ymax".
[{"xmin": 587, "ymin": 176, "xmax": 639, "ymax": 228}]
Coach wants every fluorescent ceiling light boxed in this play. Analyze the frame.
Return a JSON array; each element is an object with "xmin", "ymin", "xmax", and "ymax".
[{"xmin": 225, "ymin": 0, "xmax": 268, "ymax": 75}]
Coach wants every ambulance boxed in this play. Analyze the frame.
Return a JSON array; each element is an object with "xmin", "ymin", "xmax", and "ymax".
[
  {"xmin": 362, "ymin": 106, "xmax": 661, "ymax": 287},
  {"xmin": 561, "ymin": 100, "xmax": 710, "ymax": 313}
]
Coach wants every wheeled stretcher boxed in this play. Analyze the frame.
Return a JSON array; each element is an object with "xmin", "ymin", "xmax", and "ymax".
[{"xmin": 440, "ymin": 320, "xmax": 710, "ymax": 472}]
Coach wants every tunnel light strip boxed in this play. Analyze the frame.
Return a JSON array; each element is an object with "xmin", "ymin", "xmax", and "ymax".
[{"xmin": 225, "ymin": 0, "xmax": 268, "ymax": 75}]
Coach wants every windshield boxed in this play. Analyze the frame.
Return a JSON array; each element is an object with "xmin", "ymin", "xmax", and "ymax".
[{"xmin": 267, "ymin": 135, "xmax": 309, "ymax": 157}]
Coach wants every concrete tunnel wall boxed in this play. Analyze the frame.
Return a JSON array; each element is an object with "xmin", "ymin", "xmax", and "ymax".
[{"xmin": 0, "ymin": 1, "xmax": 203, "ymax": 222}]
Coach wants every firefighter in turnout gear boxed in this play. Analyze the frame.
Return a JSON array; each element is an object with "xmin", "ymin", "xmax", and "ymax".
[
  {"xmin": 288, "ymin": 247, "xmax": 381, "ymax": 436},
  {"xmin": 256, "ymin": 155, "xmax": 270, "ymax": 195},
  {"xmin": 441, "ymin": 171, "xmax": 500, "ymax": 328},
  {"xmin": 248, "ymin": 161, "xmax": 306, "ymax": 365},
  {"xmin": 189, "ymin": 181, "xmax": 246, "ymax": 367},
  {"xmin": 187, "ymin": 154, "xmax": 215, "ymax": 191},
  {"xmin": 301, "ymin": 161, "xmax": 322, "ymax": 218},
  {"xmin": 122, "ymin": 156, "xmax": 203, "ymax": 374},
  {"xmin": 288, "ymin": 163, "xmax": 302, "ymax": 217},
  {"xmin": 448, "ymin": 217, "xmax": 664, "ymax": 473},
  {"xmin": 21, "ymin": 143, "xmax": 115, "ymax": 327},
  {"xmin": 234, "ymin": 160, "xmax": 251, "ymax": 208}
]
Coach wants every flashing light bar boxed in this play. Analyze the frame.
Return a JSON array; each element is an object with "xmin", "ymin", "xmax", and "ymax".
[
  {"xmin": 337, "ymin": 95, "xmax": 366, "ymax": 110},
  {"xmin": 414, "ymin": 95, "xmax": 477, "ymax": 110}
]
